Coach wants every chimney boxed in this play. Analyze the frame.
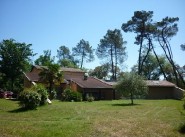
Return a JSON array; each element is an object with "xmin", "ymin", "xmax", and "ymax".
[{"xmin": 84, "ymin": 73, "xmax": 88, "ymax": 80}]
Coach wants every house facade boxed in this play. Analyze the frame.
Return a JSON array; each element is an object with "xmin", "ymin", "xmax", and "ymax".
[
  {"xmin": 70, "ymin": 77, "xmax": 115, "ymax": 100},
  {"xmin": 24, "ymin": 65, "xmax": 115, "ymax": 100},
  {"xmin": 24, "ymin": 65, "xmax": 184, "ymax": 100}
]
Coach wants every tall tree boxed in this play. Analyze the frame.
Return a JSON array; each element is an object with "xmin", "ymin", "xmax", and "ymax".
[
  {"xmin": 72, "ymin": 39, "xmax": 94, "ymax": 68},
  {"xmin": 57, "ymin": 45, "xmax": 72, "ymax": 61},
  {"xmin": 39, "ymin": 63, "xmax": 63, "ymax": 99},
  {"xmin": 0, "ymin": 39, "xmax": 34, "ymax": 92},
  {"xmin": 96, "ymin": 29, "xmax": 127, "ymax": 81},
  {"xmin": 57, "ymin": 45, "xmax": 78, "ymax": 68},
  {"xmin": 156, "ymin": 17, "xmax": 185, "ymax": 86},
  {"xmin": 35, "ymin": 50, "xmax": 54, "ymax": 66},
  {"xmin": 122, "ymin": 11, "xmax": 153, "ymax": 75}
]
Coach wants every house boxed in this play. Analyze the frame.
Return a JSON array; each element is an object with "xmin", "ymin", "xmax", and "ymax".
[
  {"xmin": 24, "ymin": 65, "xmax": 184, "ymax": 100},
  {"xmin": 146, "ymin": 80, "xmax": 184, "ymax": 99},
  {"xmin": 107, "ymin": 80, "xmax": 184, "ymax": 99},
  {"xmin": 70, "ymin": 76, "xmax": 115, "ymax": 100},
  {"xmin": 24, "ymin": 65, "xmax": 85, "ymax": 88},
  {"xmin": 24, "ymin": 65, "xmax": 115, "ymax": 100}
]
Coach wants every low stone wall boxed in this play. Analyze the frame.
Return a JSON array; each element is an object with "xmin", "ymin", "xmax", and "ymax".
[{"xmin": 173, "ymin": 86, "xmax": 185, "ymax": 99}]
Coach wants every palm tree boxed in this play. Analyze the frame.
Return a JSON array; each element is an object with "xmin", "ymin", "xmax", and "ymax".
[{"xmin": 39, "ymin": 63, "xmax": 63, "ymax": 99}]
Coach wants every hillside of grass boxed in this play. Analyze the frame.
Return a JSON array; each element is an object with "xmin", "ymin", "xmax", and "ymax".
[{"xmin": 0, "ymin": 99, "xmax": 185, "ymax": 137}]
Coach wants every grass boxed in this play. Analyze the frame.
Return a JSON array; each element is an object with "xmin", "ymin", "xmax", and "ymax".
[{"xmin": 0, "ymin": 99, "xmax": 185, "ymax": 137}]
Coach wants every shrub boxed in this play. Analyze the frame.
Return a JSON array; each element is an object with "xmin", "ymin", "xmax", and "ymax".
[
  {"xmin": 35, "ymin": 84, "xmax": 48, "ymax": 105},
  {"xmin": 86, "ymin": 93, "xmax": 94, "ymax": 102},
  {"xmin": 62, "ymin": 88, "xmax": 82, "ymax": 102},
  {"xmin": 19, "ymin": 90, "xmax": 41, "ymax": 110},
  {"xmin": 50, "ymin": 90, "xmax": 57, "ymax": 100}
]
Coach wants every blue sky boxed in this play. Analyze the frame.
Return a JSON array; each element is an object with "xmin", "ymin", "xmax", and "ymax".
[{"xmin": 0, "ymin": 0, "xmax": 184, "ymax": 71}]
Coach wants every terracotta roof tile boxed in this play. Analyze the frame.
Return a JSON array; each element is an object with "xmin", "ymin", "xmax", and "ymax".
[
  {"xmin": 106, "ymin": 80, "xmax": 176, "ymax": 87},
  {"xmin": 24, "ymin": 72, "xmax": 40, "ymax": 82},
  {"xmin": 146, "ymin": 80, "xmax": 175, "ymax": 87},
  {"xmin": 61, "ymin": 67, "xmax": 84, "ymax": 73},
  {"xmin": 71, "ymin": 77, "xmax": 112, "ymax": 89}
]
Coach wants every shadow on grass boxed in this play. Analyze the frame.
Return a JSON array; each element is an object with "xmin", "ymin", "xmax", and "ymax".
[
  {"xmin": 8, "ymin": 107, "xmax": 33, "ymax": 113},
  {"xmin": 112, "ymin": 103, "xmax": 140, "ymax": 107},
  {"xmin": 179, "ymin": 123, "xmax": 185, "ymax": 134}
]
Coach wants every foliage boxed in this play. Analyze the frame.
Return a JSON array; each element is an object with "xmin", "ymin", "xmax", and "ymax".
[
  {"xmin": 155, "ymin": 16, "xmax": 185, "ymax": 87},
  {"xmin": 72, "ymin": 39, "xmax": 94, "ymax": 68},
  {"xmin": 86, "ymin": 93, "xmax": 94, "ymax": 102},
  {"xmin": 89, "ymin": 63, "xmax": 110, "ymax": 79},
  {"xmin": 57, "ymin": 46, "xmax": 79, "ymax": 68},
  {"xmin": 131, "ymin": 53, "xmax": 173, "ymax": 80},
  {"xmin": 181, "ymin": 44, "xmax": 185, "ymax": 51},
  {"xmin": 62, "ymin": 88, "xmax": 82, "ymax": 102},
  {"xmin": 122, "ymin": 11, "xmax": 185, "ymax": 87},
  {"xmin": 34, "ymin": 50, "xmax": 54, "ymax": 66},
  {"xmin": 57, "ymin": 45, "xmax": 71, "ymax": 60},
  {"xmin": 59, "ymin": 59, "xmax": 78, "ymax": 68},
  {"xmin": 96, "ymin": 29, "xmax": 127, "ymax": 81},
  {"xmin": 19, "ymin": 90, "xmax": 41, "ymax": 110},
  {"xmin": 122, "ymin": 11, "xmax": 154, "ymax": 75},
  {"xmin": 114, "ymin": 72, "xmax": 148, "ymax": 105},
  {"xmin": 39, "ymin": 63, "xmax": 63, "ymax": 100},
  {"xmin": 33, "ymin": 84, "xmax": 48, "ymax": 105},
  {"xmin": 0, "ymin": 39, "xmax": 34, "ymax": 93}
]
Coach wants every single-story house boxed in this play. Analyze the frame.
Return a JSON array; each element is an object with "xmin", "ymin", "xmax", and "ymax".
[
  {"xmin": 70, "ymin": 76, "xmax": 115, "ymax": 100},
  {"xmin": 107, "ymin": 80, "xmax": 184, "ymax": 99},
  {"xmin": 146, "ymin": 80, "xmax": 184, "ymax": 99}
]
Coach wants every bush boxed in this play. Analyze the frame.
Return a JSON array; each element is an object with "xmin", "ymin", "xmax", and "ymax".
[
  {"xmin": 62, "ymin": 88, "xmax": 82, "ymax": 102},
  {"xmin": 50, "ymin": 90, "xmax": 57, "ymax": 100},
  {"xmin": 86, "ymin": 93, "xmax": 94, "ymax": 102},
  {"xmin": 35, "ymin": 84, "xmax": 48, "ymax": 105},
  {"xmin": 19, "ymin": 90, "xmax": 41, "ymax": 110}
]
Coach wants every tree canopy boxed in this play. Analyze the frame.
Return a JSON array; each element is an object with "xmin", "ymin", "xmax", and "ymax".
[
  {"xmin": 122, "ymin": 11, "xmax": 154, "ymax": 75},
  {"xmin": 72, "ymin": 39, "xmax": 94, "ymax": 69},
  {"xmin": 114, "ymin": 72, "xmax": 148, "ymax": 105},
  {"xmin": 39, "ymin": 62, "xmax": 63, "ymax": 99},
  {"xmin": 35, "ymin": 50, "xmax": 54, "ymax": 66},
  {"xmin": 96, "ymin": 29, "xmax": 127, "ymax": 81},
  {"xmin": 0, "ymin": 39, "xmax": 34, "ymax": 92}
]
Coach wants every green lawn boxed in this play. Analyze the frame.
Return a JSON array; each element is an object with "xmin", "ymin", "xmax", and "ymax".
[{"xmin": 0, "ymin": 99, "xmax": 185, "ymax": 137}]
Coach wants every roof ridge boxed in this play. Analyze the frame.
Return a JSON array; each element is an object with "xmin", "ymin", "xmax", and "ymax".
[{"xmin": 90, "ymin": 77, "xmax": 113, "ymax": 87}]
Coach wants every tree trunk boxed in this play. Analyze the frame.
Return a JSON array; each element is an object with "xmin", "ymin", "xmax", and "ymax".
[
  {"xmin": 158, "ymin": 36, "xmax": 179, "ymax": 85},
  {"xmin": 149, "ymin": 38, "xmax": 168, "ymax": 80},
  {"xmin": 115, "ymin": 45, "xmax": 117, "ymax": 81},
  {"xmin": 138, "ymin": 44, "xmax": 142, "ymax": 75},
  {"xmin": 81, "ymin": 48, "xmax": 85, "ymax": 69},
  {"xmin": 110, "ymin": 44, "xmax": 115, "ymax": 80}
]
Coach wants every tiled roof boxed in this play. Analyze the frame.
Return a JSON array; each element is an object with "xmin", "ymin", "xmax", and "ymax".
[
  {"xmin": 25, "ymin": 65, "xmax": 84, "ymax": 82},
  {"xmin": 146, "ymin": 80, "xmax": 175, "ymax": 87},
  {"xmin": 32, "ymin": 65, "xmax": 84, "ymax": 73},
  {"xmin": 71, "ymin": 77, "xmax": 112, "ymax": 89},
  {"xmin": 61, "ymin": 67, "xmax": 84, "ymax": 73},
  {"xmin": 24, "ymin": 72, "xmax": 40, "ymax": 82},
  {"xmin": 106, "ymin": 80, "xmax": 175, "ymax": 87}
]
